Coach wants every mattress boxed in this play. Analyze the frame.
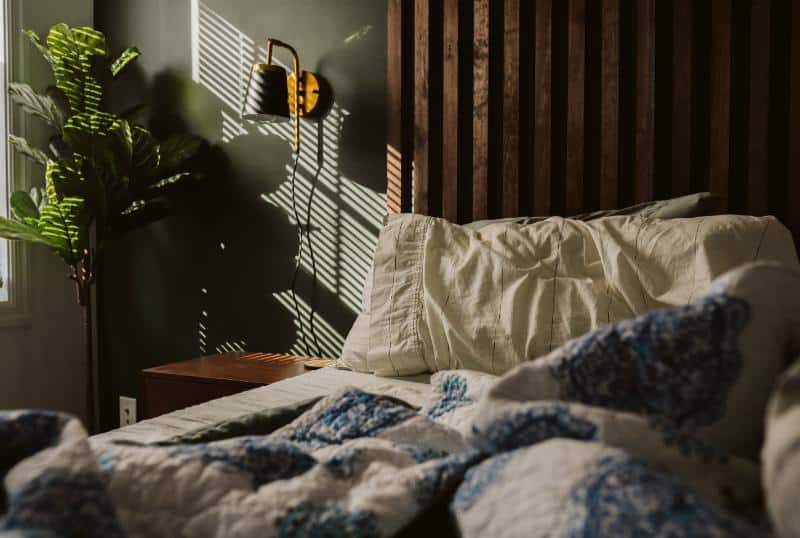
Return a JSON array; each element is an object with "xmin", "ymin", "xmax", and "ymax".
[{"xmin": 91, "ymin": 367, "xmax": 431, "ymax": 446}]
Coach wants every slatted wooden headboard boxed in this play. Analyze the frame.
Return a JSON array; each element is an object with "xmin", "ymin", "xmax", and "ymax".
[{"xmin": 386, "ymin": 0, "xmax": 800, "ymax": 240}]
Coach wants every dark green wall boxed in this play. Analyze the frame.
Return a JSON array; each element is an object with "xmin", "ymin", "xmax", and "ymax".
[{"xmin": 95, "ymin": 0, "xmax": 386, "ymax": 430}]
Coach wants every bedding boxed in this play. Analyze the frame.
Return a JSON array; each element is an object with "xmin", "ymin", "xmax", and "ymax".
[
  {"xmin": 342, "ymin": 194, "xmax": 723, "ymax": 372},
  {"xmin": 342, "ymin": 213, "xmax": 797, "ymax": 376},
  {"xmin": 763, "ymin": 358, "xmax": 800, "ymax": 537},
  {"xmin": 91, "ymin": 367, "xmax": 431, "ymax": 446},
  {"xmin": 2, "ymin": 262, "xmax": 795, "ymax": 537}
]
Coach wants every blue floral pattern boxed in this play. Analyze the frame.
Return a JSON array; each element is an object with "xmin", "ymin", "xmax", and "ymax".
[
  {"xmin": 274, "ymin": 501, "xmax": 379, "ymax": 538},
  {"xmin": 451, "ymin": 452, "xmax": 513, "ymax": 513},
  {"xmin": 473, "ymin": 403, "xmax": 597, "ymax": 453},
  {"xmin": 0, "ymin": 412, "xmax": 69, "ymax": 478},
  {"xmin": 170, "ymin": 438, "xmax": 316, "ymax": 487},
  {"xmin": 427, "ymin": 374, "xmax": 469, "ymax": 419},
  {"xmin": 2, "ymin": 470, "xmax": 124, "ymax": 537},
  {"xmin": 563, "ymin": 455, "xmax": 758, "ymax": 537},
  {"xmin": 322, "ymin": 447, "xmax": 364, "ymax": 480},
  {"xmin": 414, "ymin": 451, "xmax": 482, "ymax": 508},
  {"xmin": 399, "ymin": 445, "xmax": 450, "ymax": 464},
  {"xmin": 284, "ymin": 390, "xmax": 417, "ymax": 449},
  {"xmin": 552, "ymin": 293, "xmax": 750, "ymax": 432}
]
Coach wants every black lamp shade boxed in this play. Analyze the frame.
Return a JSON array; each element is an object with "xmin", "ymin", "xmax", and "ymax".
[{"xmin": 242, "ymin": 64, "xmax": 290, "ymax": 122}]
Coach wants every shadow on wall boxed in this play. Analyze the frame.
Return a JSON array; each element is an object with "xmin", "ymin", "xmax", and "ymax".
[
  {"xmin": 187, "ymin": 1, "xmax": 386, "ymax": 356},
  {"xmin": 98, "ymin": 0, "xmax": 386, "ymax": 429}
]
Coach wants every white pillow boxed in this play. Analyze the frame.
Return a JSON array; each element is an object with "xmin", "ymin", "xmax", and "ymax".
[
  {"xmin": 337, "ymin": 268, "xmax": 373, "ymax": 371},
  {"xmin": 341, "ymin": 213, "xmax": 797, "ymax": 376}
]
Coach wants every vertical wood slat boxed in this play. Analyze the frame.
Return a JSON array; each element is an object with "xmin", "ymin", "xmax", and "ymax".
[
  {"xmin": 790, "ymin": 0, "xmax": 800, "ymax": 240},
  {"xmin": 709, "ymin": 0, "xmax": 731, "ymax": 210},
  {"xmin": 442, "ymin": 0, "xmax": 459, "ymax": 221},
  {"xmin": 671, "ymin": 0, "xmax": 692, "ymax": 195},
  {"xmin": 503, "ymin": 0, "xmax": 520, "ymax": 216},
  {"xmin": 414, "ymin": 0, "xmax": 431, "ymax": 215},
  {"xmin": 473, "ymin": 0, "xmax": 490, "ymax": 220},
  {"xmin": 533, "ymin": 0, "xmax": 552, "ymax": 215},
  {"xmin": 386, "ymin": 0, "xmax": 404, "ymax": 214},
  {"xmin": 565, "ymin": 0, "xmax": 586, "ymax": 215},
  {"xmin": 635, "ymin": 0, "xmax": 656, "ymax": 203},
  {"xmin": 748, "ymin": 0, "xmax": 770, "ymax": 215},
  {"xmin": 600, "ymin": 0, "xmax": 619, "ymax": 210}
]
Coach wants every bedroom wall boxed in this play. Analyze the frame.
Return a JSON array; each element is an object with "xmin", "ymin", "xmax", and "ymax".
[{"xmin": 94, "ymin": 0, "xmax": 386, "ymax": 430}]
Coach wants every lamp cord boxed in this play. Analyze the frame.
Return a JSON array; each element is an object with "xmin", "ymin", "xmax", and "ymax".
[
  {"xmin": 288, "ymin": 150, "xmax": 322, "ymax": 357},
  {"xmin": 304, "ymin": 156, "xmax": 322, "ymax": 356}
]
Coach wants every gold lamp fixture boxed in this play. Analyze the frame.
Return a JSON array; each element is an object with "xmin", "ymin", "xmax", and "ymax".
[{"xmin": 241, "ymin": 38, "xmax": 325, "ymax": 151}]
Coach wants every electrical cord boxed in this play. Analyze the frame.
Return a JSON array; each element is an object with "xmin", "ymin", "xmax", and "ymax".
[
  {"xmin": 288, "ymin": 152, "xmax": 311, "ymax": 356},
  {"xmin": 304, "ymin": 157, "xmax": 322, "ymax": 356},
  {"xmin": 288, "ymin": 150, "xmax": 322, "ymax": 357}
]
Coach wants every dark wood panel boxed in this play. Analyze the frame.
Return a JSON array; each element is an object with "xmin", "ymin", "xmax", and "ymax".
[
  {"xmin": 565, "ymin": 0, "xmax": 586, "ymax": 215},
  {"xmin": 389, "ymin": 0, "xmax": 799, "ymax": 246},
  {"xmin": 387, "ymin": 0, "xmax": 404, "ymax": 214},
  {"xmin": 443, "ymin": 0, "xmax": 460, "ymax": 221},
  {"xmin": 635, "ymin": 0, "xmax": 655, "ymax": 203},
  {"xmin": 672, "ymin": 0, "xmax": 692, "ymax": 195},
  {"xmin": 709, "ymin": 0, "xmax": 731, "ymax": 210},
  {"xmin": 791, "ymin": 1, "xmax": 800, "ymax": 240},
  {"xmin": 414, "ymin": 0, "xmax": 431, "ymax": 215},
  {"xmin": 503, "ymin": 0, "xmax": 520, "ymax": 216},
  {"xmin": 600, "ymin": 0, "xmax": 619, "ymax": 210},
  {"xmin": 473, "ymin": 0, "xmax": 490, "ymax": 219},
  {"xmin": 533, "ymin": 0, "xmax": 552, "ymax": 215},
  {"xmin": 748, "ymin": 0, "xmax": 770, "ymax": 215}
]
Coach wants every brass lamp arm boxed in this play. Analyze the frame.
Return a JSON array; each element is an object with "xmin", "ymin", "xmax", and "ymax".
[{"xmin": 266, "ymin": 38, "xmax": 301, "ymax": 151}]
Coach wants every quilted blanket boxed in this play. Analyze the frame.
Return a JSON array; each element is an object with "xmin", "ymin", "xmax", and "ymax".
[{"xmin": 3, "ymin": 262, "xmax": 798, "ymax": 537}]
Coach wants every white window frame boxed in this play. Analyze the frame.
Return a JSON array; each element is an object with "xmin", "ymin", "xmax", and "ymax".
[{"xmin": 0, "ymin": 0, "xmax": 31, "ymax": 325}]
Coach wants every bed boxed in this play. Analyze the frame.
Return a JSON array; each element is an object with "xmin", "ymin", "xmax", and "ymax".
[{"xmin": 5, "ymin": 1, "xmax": 800, "ymax": 536}]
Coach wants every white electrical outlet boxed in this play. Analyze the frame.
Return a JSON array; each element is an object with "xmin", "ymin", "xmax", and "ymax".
[{"xmin": 119, "ymin": 396, "xmax": 137, "ymax": 426}]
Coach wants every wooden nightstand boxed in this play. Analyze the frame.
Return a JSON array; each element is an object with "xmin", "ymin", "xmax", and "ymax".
[{"xmin": 141, "ymin": 352, "xmax": 335, "ymax": 419}]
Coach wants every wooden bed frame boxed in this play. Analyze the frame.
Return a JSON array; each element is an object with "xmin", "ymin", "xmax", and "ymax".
[{"xmin": 386, "ymin": 0, "xmax": 800, "ymax": 243}]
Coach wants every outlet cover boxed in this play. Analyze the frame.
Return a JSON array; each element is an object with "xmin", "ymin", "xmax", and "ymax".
[{"xmin": 119, "ymin": 396, "xmax": 137, "ymax": 427}]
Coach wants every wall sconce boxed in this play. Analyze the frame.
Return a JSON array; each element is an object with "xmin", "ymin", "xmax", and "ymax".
[
  {"xmin": 241, "ymin": 37, "xmax": 330, "ymax": 360},
  {"xmin": 242, "ymin": 38, "xmax": 327, "ymax": 151}
]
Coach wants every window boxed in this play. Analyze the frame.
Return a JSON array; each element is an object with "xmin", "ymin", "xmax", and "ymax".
[{"xmin": 0, "ymin": 1, "xmax": 8, "ymax": 304}]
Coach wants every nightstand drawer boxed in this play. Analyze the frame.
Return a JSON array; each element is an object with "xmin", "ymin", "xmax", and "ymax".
[
  {"xmin": 141, "ymin": 375, "xmax": 261, "ymax": 419},
  {"xmin": 140, "ymin": 352, "xmax": 334, "ymax": 420}
]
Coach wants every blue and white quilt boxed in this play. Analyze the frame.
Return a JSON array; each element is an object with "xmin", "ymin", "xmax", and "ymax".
[{"xmin": 3, "ymin": 262, "xmax": 798, "ymax": 537}]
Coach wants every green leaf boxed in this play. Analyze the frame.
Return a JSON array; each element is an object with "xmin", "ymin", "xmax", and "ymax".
[
  {"xmin": 46, "ymin": 23, "xmax": 109, "ymax": 114},
  {"xmin": 110, "ymin": 47, "xmax": 141, "ymax": 77},
  {"xmin": 29, "ymin": 186, "xmax": 47, "ymax": 213},
  {"xmin": 131, "ymin": 126, "xmax": 160, "ymax": 176},
  {"xmin": 8, "ymin": 82, "xmax": 64, "ymax": 129},
  {"xmin": 40, "ymin": 160, "xmax": 90, "ymax": 263},
  {"xmin": 45, "ymin": 158, "xmax": 89, "ymax": 203},
  {"xmin": 8, "ymin": 135, "xmax": 49, "ymax": 166},
  {"xmin": 22, "ymin": 29, "xmax": 54, "ymax": 66},
  {"xmin": 10, "ymin": 191, "xmax": 40, "ymax": 221},
  {"xmin": 149, "ymin": 172, "xmax": 192, "ymax": 190},
  {"xmin": 62, "ymin": 111, "xmax": 120, "ymax": 170},
  {"xmin": 0, "ymin": 216, "xmax": 52, "ymax": 246},
  {"xmin": 158, "ymin": 134, "xmax": 202, "ymax": 172},
  {"xmin": 109, "ymin": 119, "xmax": 133, "ymax": 165}
]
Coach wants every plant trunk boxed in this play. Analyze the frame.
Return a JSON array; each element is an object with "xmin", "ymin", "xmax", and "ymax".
[
  {"xmin": 76, "ymin": 277, "xmax": 96, "ymax": 434},
  {"xmin": 83, "ymin": 290, "xmax": 95, "ymax": 434}
]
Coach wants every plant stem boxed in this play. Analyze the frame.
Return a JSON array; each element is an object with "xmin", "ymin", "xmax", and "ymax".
[
  {"xmin": 73, "ymin": 250, "xmax": 96, "ymax": 435},
  {"xmin": 81, "ymin": 287, "xmax": 96, "ymax": 434}
]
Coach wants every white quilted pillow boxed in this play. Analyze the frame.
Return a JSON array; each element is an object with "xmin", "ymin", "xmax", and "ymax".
[{"xmin": 340, "ymin": 213, "xmax": 797, "ymax": 376}]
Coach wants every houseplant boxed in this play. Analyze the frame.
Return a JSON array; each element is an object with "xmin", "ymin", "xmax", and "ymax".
[{"xmin": 0, "ymin": 24, "xmax": 203, "ymax": 432}]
